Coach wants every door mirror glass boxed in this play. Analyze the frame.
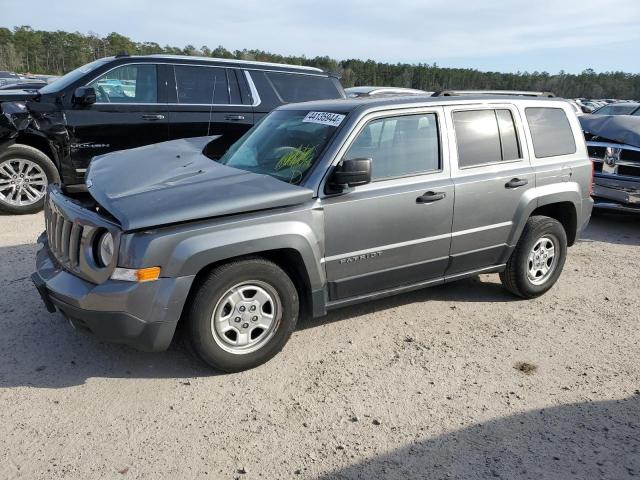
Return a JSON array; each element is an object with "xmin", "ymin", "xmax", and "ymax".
[
  {"xmin": 329, "ymin": 158, "xmax": 372, "ymax": 191},
  {"xmin": 73, "ymin": 86, "xmax": 96, "ymax": 105}
]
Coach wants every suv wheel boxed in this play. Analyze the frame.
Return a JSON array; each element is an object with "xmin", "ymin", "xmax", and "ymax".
[
  {"xmin": 188, "ymin": 258, "xmax": 299, "ymax": 372},
  {"xmin": 500, "ymin": 215, "xmax": 567, "ymax": 299},
  {"xmin": 0, "ymin": 144, "xmax": 60, "ymax": 215}
]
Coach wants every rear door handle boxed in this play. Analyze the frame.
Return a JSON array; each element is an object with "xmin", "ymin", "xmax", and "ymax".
[
  {"xmin": 225, "ymin": 114, "xmax": 246, "ymax": 121},
  {"xmin": 141, "ymin": 114, "xmax": 165, "ymax": 121},
  {"xmin": 505, "ymin": 178, "xmax": 528, "ymax": 189},
  {"xmin": 416, "ymin": 191, "xmax": 446, "ymax": 203}
]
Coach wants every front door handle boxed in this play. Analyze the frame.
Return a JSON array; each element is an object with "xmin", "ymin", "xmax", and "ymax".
[
  {"xmin": 416, "ymin": 191, "xmax": 446, "ymax": 203},
  {"xmin": 141, "ymin": 114, "xmax": 165, "ymax": 121},
  {"xmin": 505, "ymin": 178, "xmax": 528, "ymax": 189},
  {"xmin": 225, "ymin": 114, "xmax": 246, "ymax": 121}
]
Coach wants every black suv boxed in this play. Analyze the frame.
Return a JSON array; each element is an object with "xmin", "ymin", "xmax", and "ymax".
[{"xmin": 0, "ymin": 55, "xmax": 345, "ymax": 214}]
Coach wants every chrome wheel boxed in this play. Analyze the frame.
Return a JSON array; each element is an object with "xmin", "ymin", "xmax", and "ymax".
[
  {"xmin": 0, "ymin": 158, "xmax": 48, "ymax": 207},
  {"xmin": 527, "ymin": 235, "xmax": 558, "ymax": 285},
  {"xmin": 211, "ymin": 281, "xmax": 281, "ymax": 355}
]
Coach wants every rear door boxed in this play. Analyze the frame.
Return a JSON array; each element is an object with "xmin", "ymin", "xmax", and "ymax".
[
  {"xmin": 444, "ymin": 104, "xmax": 535, "ymax": 276},
  {"xmin": 321, "ymin": 108, "xmax": 454, "ymax": 301},
  {"xmin": 168, "ymin": 65, "xmax": 253, "ymax": 158},
  {"xmin": 66, "ymin": 63, "xmax": 168, "ymax": 179}
]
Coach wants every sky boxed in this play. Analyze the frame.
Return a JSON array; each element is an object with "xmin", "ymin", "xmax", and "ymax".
[{"xmin": 2, "ymin": 0, "xmax": 640, "ymax": 74}]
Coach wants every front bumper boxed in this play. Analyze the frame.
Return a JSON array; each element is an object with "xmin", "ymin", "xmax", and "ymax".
[
  {"xmin": 593, "ymin": 175, "xmax": 640, "ymax": 214},
  {"xmin": 33, "ymin": 235, "xmax": 195, "ymax": 352}
]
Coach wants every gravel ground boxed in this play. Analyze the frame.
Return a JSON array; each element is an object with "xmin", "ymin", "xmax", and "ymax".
[{"xmin": 0, "ymin": 210, "xmax": 639, "ymax": 480}]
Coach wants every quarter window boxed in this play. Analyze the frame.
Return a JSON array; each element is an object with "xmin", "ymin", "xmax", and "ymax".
[
  {"xmin": 174, "ymin": 65, "xmax": 229, "ymax": 104},
  {"xmin": 89, "ymin": 64, "xmax": 157, "ymax": 103},
  {"xmin": 525, "ymin": 107, "xmax": 576, "ymax": 158},
  {"xmin": 345, "ymin": 114, "xmax": 440, "ymax": 180},
  {"xmin": 453, "ymin": 109, "xmax": 522, "ymax": 168},
  {"xmin": 265, "ymin": 72, "xmax": 342, "ymax": 103}
]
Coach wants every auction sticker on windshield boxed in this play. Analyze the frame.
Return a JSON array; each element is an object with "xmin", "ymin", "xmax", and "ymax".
[{"xmin": 303, "ymin": 112, "xmax": 346, "ymax": 127}]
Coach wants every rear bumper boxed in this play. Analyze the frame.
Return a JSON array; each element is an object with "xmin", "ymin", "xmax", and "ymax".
[{"xmin": 33, "ymin": 235, "xmax": 195, "ymax": 352}]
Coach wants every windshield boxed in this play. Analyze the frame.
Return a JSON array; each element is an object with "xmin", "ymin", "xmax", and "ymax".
[
  {"xmin": 39, "ymin": 58, "xmax": 110, "ymax": 94},
  {"xmin": 218, "ymin": 110, "xmax": 345, "ymax": 185}
]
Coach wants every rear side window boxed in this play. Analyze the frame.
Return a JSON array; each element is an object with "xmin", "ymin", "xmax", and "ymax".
[
  {"xmin": 346, "ymin": 113, "xmax": 440, "ymax": 180},
  {"xmin": 265, "ymin": 72, "xmax": 342, "ymax": 103},
  {"xmin": 174, "ymin": 65, "xmax": 229, "ymax": 104},
  {"xmin": 453, "ymin": 109, "xmax": 521, "ymax": 167},
  {"xmin": 525, "ymin": 107, "xmax": 576, "ymax": 158}
]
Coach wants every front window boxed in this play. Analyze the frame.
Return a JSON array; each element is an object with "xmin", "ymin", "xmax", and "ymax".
[
  {"xmin": 88, "ymin": 64, "xmax": 157, "ymax": 103},
  {"xmin": 218, "ymin": 110, "xmax": 345, "ymax": 185}
]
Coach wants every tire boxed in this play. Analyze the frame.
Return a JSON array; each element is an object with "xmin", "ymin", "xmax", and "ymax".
[
  {"xmin": 0, "ymin": 144, "xmax": 60, "ymax": 215},
  {"xmin": 188, "ymin": 258, "xmax": 299, "ymax": 372},
  {"xmin": 500, "ymin": 215, "xmax": 568, "ymax": 299}
]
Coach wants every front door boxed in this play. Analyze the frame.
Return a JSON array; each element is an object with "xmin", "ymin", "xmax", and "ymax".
[
  {"xmin": 444, "ymin": 105, "xmax": 535, "ymax": 276},
  {"xmin": 321, "ymin": 109, "xmax": 454, "ymax": 301},
  {"xmin": 65, "ymin": 63, "xmax": 168, "ymax": 182}
]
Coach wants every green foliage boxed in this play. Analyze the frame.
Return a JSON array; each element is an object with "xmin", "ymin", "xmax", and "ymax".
[{"xmin": 0, "ymin": 25, "xmax": 638, "ymax": 99}]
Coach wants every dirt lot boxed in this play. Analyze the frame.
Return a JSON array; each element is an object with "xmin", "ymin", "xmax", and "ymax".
[{"xmin": 0, "ymin": 211, "xmax": 639, "ymax": 480}]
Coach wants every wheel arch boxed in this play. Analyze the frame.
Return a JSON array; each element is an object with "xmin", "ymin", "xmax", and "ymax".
[
  {"xmin": 530, "ymin": 201, "xmax": 578, "ymax": 246},
  {"xmin": 179, "ymin": 248, "xmax": 319, "ymax": 330},
  {"xmin": 13, "ymin": 132, "xmax": 59, "ymax": 167},
  {"xmin": 508, "ymin": 184, "xmax": 582, "ymax": 249}
]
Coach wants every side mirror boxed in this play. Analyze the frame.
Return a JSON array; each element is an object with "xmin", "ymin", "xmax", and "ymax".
[
  {"xmin": 73, "ymin": 86, "xmax": 96, "ymax": 106},
  {"xmin": 329, "ymin": 158, "xmax": 372, "ymax": 191}
]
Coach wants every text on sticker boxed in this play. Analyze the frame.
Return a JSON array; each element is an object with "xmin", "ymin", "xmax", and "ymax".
[{"xmin": 303, "ymin": 112, "xmax": 346, "ymax": 127}]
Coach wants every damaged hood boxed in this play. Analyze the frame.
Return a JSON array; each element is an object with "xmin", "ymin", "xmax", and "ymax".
[
  {"xmin": 579, "ymin": 114, "xmax": 640, "ymax": 149},
  {"xmin": 0, "ymin": 89, "xmax": 39, "ymax": 102},
  {"xmin": 85, "ymin": 136, "xmax": 314, "ymax": 231}
]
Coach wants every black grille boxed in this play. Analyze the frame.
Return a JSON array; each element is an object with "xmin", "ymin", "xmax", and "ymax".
[
  {"xmin": 45, "ymin": 200, "xmax": 84, "ymax": 271},
  {"xmin": 618, "ymin": 164, "xmax": 640, "ymax": 178},
  {"xmin": 588, "ymin": 146, "xmax": 606, "ymax": 159}
]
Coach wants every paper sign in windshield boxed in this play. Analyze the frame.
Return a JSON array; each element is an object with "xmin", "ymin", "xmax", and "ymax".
[{"xmin": 303, "ymin": 111, "xmax": 345, "ymax": 127}]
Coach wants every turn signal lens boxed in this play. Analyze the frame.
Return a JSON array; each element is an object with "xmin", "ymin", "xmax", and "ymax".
[{"xmin": 111, "ymin": 267, "xmax": 161, "ymax": 282}]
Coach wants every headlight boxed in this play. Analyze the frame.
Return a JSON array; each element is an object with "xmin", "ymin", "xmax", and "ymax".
[{"xmin": 96, "ymin": 231, "xmax": 114, "ymax": 267}]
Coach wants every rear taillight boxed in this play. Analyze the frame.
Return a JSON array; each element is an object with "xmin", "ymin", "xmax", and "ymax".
[{"xmin": 589, "ymin": 160, "xmax": 594, "ymax": 195}]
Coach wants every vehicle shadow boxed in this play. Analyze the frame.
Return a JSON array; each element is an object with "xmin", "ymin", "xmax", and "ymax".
[
  {"xmin": 580, "ymin": 210, "xmax": 640, "ymax": 246},
  {"xmin": 298, "ymin": 275, "xmax": 519, "ymax": 332},
  {"xmin": 317, "ymin": 394, "xmax": 640, "ymax": 480}
]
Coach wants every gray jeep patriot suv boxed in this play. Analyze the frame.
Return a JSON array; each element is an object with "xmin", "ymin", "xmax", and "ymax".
[{"xmin": 32, "ymin": 95, "xmax": 593, "ymax": 372}]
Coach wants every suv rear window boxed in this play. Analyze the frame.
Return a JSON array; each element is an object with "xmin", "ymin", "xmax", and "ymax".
[
  {"xmin": 453, "ymin": 109, "xmax": 521, "ymax": 167},
  {"xmin": 525, "ymin": 107, "xmax": 576, "ymax": 158},
  {"xmin": 175, "ymin": 65, "xmax": 229, "ymax": 104},
  {"xmin": 265, "ymin": 72, "xmax": 342, "ymax": 103}
]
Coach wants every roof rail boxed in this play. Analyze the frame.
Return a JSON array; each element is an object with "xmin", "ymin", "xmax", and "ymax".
[
  {"xmin": 143, "ymin": 54, "xmax": 326, "ymax": 73},
  {"xmin": 432, "ymin": 90, "xmax": 555, "ymax": 98}
]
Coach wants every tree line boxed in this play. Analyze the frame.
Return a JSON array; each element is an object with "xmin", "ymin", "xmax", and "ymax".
[{"xmin": 1, "ymin": 25, "xmax": 639, "ymax": 99}]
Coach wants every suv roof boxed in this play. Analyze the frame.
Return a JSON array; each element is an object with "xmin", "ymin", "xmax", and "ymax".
[
  {"xmin": 128, "ymin": 54, "xmax": 327, "ymax": 74},
  {"xmin": 279, "ymin": 94, "xmax": 568, "ymax": 115}
]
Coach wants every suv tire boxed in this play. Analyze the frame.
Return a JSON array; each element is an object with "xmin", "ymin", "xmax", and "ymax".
[
  {"xmin": 188, "ymin": 258, "xmax": 299, "ymax": 372},
  {"xmin": 500, "ymin": 215, "xmax": 567, "ymax": 299},
  {"xmin": 0, "ymin": 144, "xmax": 60, "ymax": 215}
]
